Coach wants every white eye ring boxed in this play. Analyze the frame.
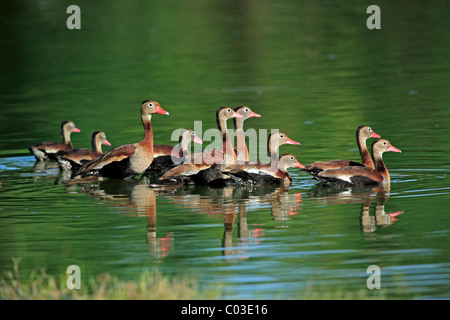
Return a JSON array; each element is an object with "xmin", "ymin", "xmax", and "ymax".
[
  {"xmin": 368, "ymin": 127, "xmax": 372, "ymax": 131},
  {"xmin": 227, "ymin": 109, "xmax": 231, "ymax": 113},
  {"xmin": 290, "ymin": 156, "xmax": 294, "ymax": 160},
  {"xmin": 383, "ymin": 141, "xmax": 387, "ymax": 145},
  {"xmin": 244, "ymin": 108, "xmax": 249, "ymax": 113},
  {"xmin": 148, "ymin": 103, "xmax": 154, "ymax": 107},
  {"xmin": 280, "ymin": 134, "xmax": 285, "ymax": 138},
  {"xmin": 191, "ymin": 131, "xmax": 195, "ymax": 135}
]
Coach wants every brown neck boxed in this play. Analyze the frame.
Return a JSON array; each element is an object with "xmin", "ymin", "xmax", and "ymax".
[
  {"xmin": 61, "ymin": 128, "xmax": 72, "ymax": 148},
  {"xmin": 234, "ymin": 118, "xmax": 248, "ymax": 162},
  {"xmin": 357, "ymin": 130, "xmax": 374, "ymax": 168},
  {"xmin": 92, "ymin": 138, "xmax": 102, "ymax": 154},
  {"xmin": 373, "ymin": 149, "xmax": 390, "ymax": 185},
  {"xmin": 285, "ymin": 172, "xmax": 292, "ymax": 184},
  {"xmin": 274, "ymin": 170, "xmax": 291, "ymax": 186},
  {"xmin": 141, "ymin": 115, "xmax": 154, "ymax": 151}
]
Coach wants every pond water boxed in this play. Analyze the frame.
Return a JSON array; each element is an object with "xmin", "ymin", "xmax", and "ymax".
[{"xmin": 1, "ymin": 1, "xmax": 449, "ymax": 299}]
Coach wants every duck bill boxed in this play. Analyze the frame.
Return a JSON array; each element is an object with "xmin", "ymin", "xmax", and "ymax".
[
  {"xmin": 387, "ymin": 145, "xmax": 402, "ymax": 153},
  {"xmin": 249, "ymin": 111, "xmax": 262, "ymax": 118},
  {"xmin": 286, "ymin": 137, "xmax": 300, "ymax": 145},
  {"xmin": 104, "ymin": 139, "xmax": 112, "ymax": 146},
  {"xmin": 155, "ymin": 106, "xmax": 170, "ymax": 115},
  {"xmin": 193, "ymin": 135, "xmax": 203, "ymax": 144},
  {"xmin": 294, "ymin": 161, "xmax": 306, "ymax": 169},
  {"xmin": 73, "ymin": 127, "xmax": 81, "ymax": 133},
  {"xmin": 371, "ymin": 131, "xmax": 381, "ymax": 138}
]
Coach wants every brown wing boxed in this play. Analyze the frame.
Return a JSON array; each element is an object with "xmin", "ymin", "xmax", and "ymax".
[
  {"xmin": 223, "ymin": 163, "xmax": 276, "ymax": 176},
  {"xmin": 181, "ymin": 149, "xmax": 223, "ymax": 165},
  {"xmin": 78, "ymin": 144, "xmax": 136, "ymax": 173},
  {"xmin": 317, "ymin": 166, "xmax": 383, "ymax": 184},
  {"xmin": 304, "ymin": 160, "xmax": 365, "ymax": 176},
  {"xmin": 159, "ymin": 163, "xmax": 212, "ymax": 180},
  {"xmin": 153, "ymin": 144, "xmax": 176, "ymax": 157},
  {"xmin": 58, "ymin": 148, "xmax": 98, "ymax": 163},
  {"xmin": 33, "ymin": 142, "xmax": 72, "ymax": 154},
  {"xmin": 305, "ymin": 160, "xmax": 350, "ymax": 170}
]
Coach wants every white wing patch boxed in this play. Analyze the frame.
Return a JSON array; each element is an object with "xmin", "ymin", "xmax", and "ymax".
[
  {"xmin": 338, "ymin": 175, "xmax": 352, "ymax": 183},
  {"xmin": 246, "ymin": 168, "xmax": 262, "ymax": 174}
]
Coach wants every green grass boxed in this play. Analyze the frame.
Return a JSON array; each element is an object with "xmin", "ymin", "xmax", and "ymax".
[
  {"xmin": 1, "ymin": 260, "xmax": 400, "ymax": 300},
  {"xmin": 0, "ymin": 260, "xmax": 221, "ymax": 300}
]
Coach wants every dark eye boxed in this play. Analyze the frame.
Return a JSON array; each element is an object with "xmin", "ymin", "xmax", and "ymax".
[
  {"xmin": 280, "ymin": 134, "xmax": 285, "ymax": 138},
  {"xmin": 227, "ymin": 108, "xmax": 231, "ymax": 113},
  {"xmin": 383, "ymin": 141, "xmax": 387, "ymax": 145},
  {"xmin": 148, "ymin": 103, "xmax": 154, "ymax": 107},
  {"xmin": 191, "ymin": 131, "xmax": 195, "ymax": 136},
  {"xmin": 368, "ymin": 127, "xmax": 372, "ymax": 131},
  {"xmin": 244, "ymin": 108, "xmax": 249, "ymax": 113},
  {"xmin": 290, "ymin": 156, "xmax": 294, "ymax": 160}
]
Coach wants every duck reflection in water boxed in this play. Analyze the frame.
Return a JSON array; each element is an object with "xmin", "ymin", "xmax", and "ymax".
[
  {"xmin": 162, "ymin": 184, "xmax": 302, "ymax": 261},
  {"xmin": 307, "ymin": 185, "xmax": 403, "ymax": 233},
  {"xmin": 72, "ymin": 179, "xmax": 176, "ymax": 262},
  {"xmin": 222, "ymin": 187, "xmax": 302, "ymax": 261},
  {"xmin": 360, "ymin": 189, "xmax": 403, "ymax": 233}
]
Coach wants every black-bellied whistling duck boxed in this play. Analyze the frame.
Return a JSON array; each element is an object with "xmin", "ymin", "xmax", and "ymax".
[
  {"xmin": 219, "ymin": 132, "xmax": 300, "ymax": 186},
  {"xmin": 304, "ymin": 125, "xmax": 380, "ymax": 176},
  {"xmin": 159, "ymin": 130, "xmax": 300, "ymax": 185},
  {"xmin": 314, "ymin": 139, "xmax": 401, "ymax": 188},
  {"xmin": 28, "ymin": 121, "xmax": 81, "ymax": 161},
  {"xmin": 233, "ymin": 106, "xmax": 261, "ymax": 163},
  {"xmin": 266, "ymin": 132, "xmax": 301, "ymax": 166},
  {"xmin": 77, "ymin": 100, "xmax": 169, "ymax": 179},
  {"xmin": 56, "ymin": 131, "xmax": 111, "ymax": 170},
  {"xmin": 159, "ymin": 106, "xmax": 243, "ymax": 185},
  {"xmin": 223, "ymin": 153, "xmax": 305, "ymax": 187},
  {"xmin": 146, "ymin": 129, "xmax": 203, "ymax": 173}
]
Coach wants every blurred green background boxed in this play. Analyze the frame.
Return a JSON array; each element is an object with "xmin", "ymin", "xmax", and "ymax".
[
  {"xmin": 1, "ymin": 0, "xmax": 449, "ymax": 166},
  {"xmin": 1, "ymin": 0, "xmax": 449, "ymax": 299}
]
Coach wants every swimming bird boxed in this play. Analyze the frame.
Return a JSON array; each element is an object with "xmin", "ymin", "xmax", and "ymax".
[
  {"xmin": 233, "ymin": 105, "xmax": 261, "ymax": 163},
  {"xmin": 314, "ymin": 139, "xmax": 401, "ymax": 189},
  {"xmin": 77, "ymin": 100, "xmax": 169, "ymax": 179},
  {"xmin": 304, "ymin": 125, "xmax": 380, "ymax": 176},
  {"xmin": 146, "ymin": 129, "xmax": 203, "ymax": 174},
  {"xmin": 28, "ymin": 120, "xmax": 81, "ymax": 161},
  {"xmin": 56, "ymin": 131, "xmax": 111, "ymax": 170},
  {"xmin": 223, "ymin": 153, "xmax": 305, "ymax": 187},
  {"xmin": 159, "ymin": 106, "xmax": 243, "ymax": 185}
]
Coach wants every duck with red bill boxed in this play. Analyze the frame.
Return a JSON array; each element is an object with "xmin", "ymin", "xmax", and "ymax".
[
  {"xmin": 233, "ymin": 106, "xmax": 263, "ymax": 163},
  {"xmin": 159, "ymin": 107, "xmax": 250, "ymax": 185},
  {"xmin": 314, "ymin": 139, "xmax": 401, "ymax": 189},
  {"xmin": 267, "ymin": 132, "xmax": 300, "ymax": 165},
  {"xmin": 147, "ymin": 129, "xmax": 204, "ymax": 174},
  {"xmin": 304, "ymin": 125, "xmax": 381, "ymax": 176},
  {"xmin": 28, "ymin": 120, "xmax": 81, "ymax": 161},
  {"xmin": 56, "ymin": 131, "xmax": 111, "ymax": 171},
  {"xmin": 223, "ymin": 153, "xmax": 306, "ymax": 187},
  {"xmin": 78, "ymin": 100, "xmax": 169, "ymax": 179}
]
